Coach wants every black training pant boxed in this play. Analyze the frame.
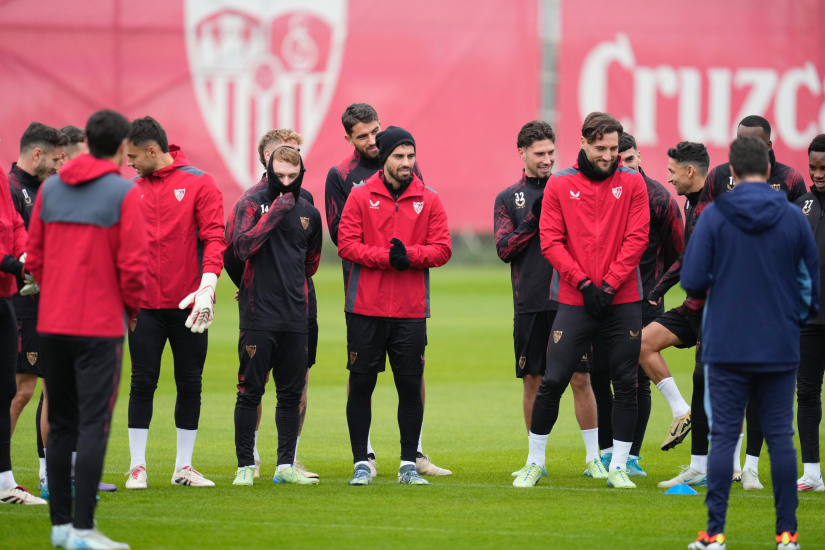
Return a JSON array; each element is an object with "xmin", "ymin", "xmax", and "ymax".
[
  {"xmin": 41, "ymin": 335, "xmax": 122, "ymax": 529},
  {"xmin": 798, "ymin": 324, "xmax": 825, "ymax": 463},
  {"xmin": 592, "ymin": 314, "xmax": 656, "ymax": 455},
  {"xmin": 234, "ymin": 330, "xmax": 307, "ymax": 467},
  {"xmin": 128, "ymin": 309, "xmax": 208, "ymax": 430},
  {"xmin": 532, "ymin": 303, "xmax": 641, "ymax": 443},
  {"xmin": 345, "ymin": 314, "xmax": 425, "ymax": 463},
  {"xmin": 0, "ymin": 298, "xmax": 17, "ymax": 473}
]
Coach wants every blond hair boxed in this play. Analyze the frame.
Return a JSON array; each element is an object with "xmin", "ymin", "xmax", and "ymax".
[
  {"xmin": 270, "ymin": 145, "xmax": 301, "ymax": 167},
  {"xmin": 258, "ymin": 129, "xmax": 303, "ymax": 167}
]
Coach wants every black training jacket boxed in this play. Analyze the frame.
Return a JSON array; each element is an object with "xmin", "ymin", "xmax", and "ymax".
[
  {"xmin": 494, "ymin": 172, "xmax": 557, "ymax": 314},
  {"xmin": 8, "ymin": 163, "xmax": 40, "ymax": 318},
  {"xmin": 796, "ymin": 186, "xmax": 825, "ymax": 324}
]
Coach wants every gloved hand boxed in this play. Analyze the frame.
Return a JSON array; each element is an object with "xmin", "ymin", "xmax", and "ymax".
[
  {"xmin": 389, "ymin": 238, "xmax": 410, "ymax": 271},
  {"xmin": 579, "ymin": 279, "xmax": 605, "ymax": 319},
  {"xmin": 20, "ymin": 272, "xmax": 39, "ymax": 296},
  {"xmin": 600, "ymin": 282, "xmax": 615, "ymax": 315},
  {"xmin": 531, "ymin": 195, "xmax": 543, "ymax": 219},
  {"xmin": 178, "ymin": 272, "xmax": 218, "ymax": 333}
]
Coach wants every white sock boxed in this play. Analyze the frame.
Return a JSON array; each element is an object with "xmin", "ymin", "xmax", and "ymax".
[
  {"xmin": 608, "ymin": 440, "xmax": 632, "ymax": 471},
  {"xmin": 803, "ymin": 462, "xmax": 821, "ymax": 479},
  {"xmin": 581, "ymin": 428, "xmax": 600, "ymax": 463},
  {"xmin": 71, "ymin": 452, "xmax": 76, "ymax": 478},
  {"xmin": 39, "ymin": 457, "xmax": 46, "ymax": 480},
  {"xmin": 43, "ymin": 448, "xmax": 48, "ymax": 484},
  {"xmin": 0, "ymin": 470, "xmax": 16, "ymax": 490},
  {"xmin": 354, "ymin": 460, "xmax": 369, "ymax": 469},
  {"xmin": 367, "ymin": 429, "xmax": 374, "ymax": 456},
  {"xmin": 294, "ymin": 436, "xmax": 300, "ymax": 462},
  {"xmin": 733, "ymin": 434, "xmax": 744, "ymax": 471},
  {"xmin": 253, "ymin": 431, "xmax": 260, "ymax": 462},
  {"xmin": 526, "ymin": 431, "xmax": 549, "ymax": 468},
  {"xmin": 399, "ymin": 460, "xmax": 416, "ymax": 470},
  {"xmin": 417, "ymin": 423, "xmax": 423, "ymax": 454},
  {"xmin": 128, "ymin": 428, "xmax": 149, "ymax": 470},
  {"xmin": 744, "ymin": 454, "xmax": 759, "ymax": 472},
  {"xmin": 629, "ymin": 455, "xmax": 639, "ymax": 460},
  {"xmin": 276, "ymin": 464, "xmax": 291, "ymax": 472},
  {"xmin": 601, "ymin": 446, "xmax": 614, "ymax": 455},
  {"xmin": 74, "ymin": 529, "xmax": 91, "ymax": 537},
  {"xmin": 690, "ymin": 454, "xmax": 708, "ymax": 473},
  {"xmin": 656, "ymin": 377, "xmax": 691, "ymax": 418},
  {"xmin": 175, "ymin": 428, "xmax": 197, "ymax": 472}
]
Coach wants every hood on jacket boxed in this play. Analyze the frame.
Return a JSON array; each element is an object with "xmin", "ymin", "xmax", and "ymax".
[
  {"xmin": 715, "ymin": 182, "xmax": 786, "ymax": 234},
  {"xmin": 59, "ymin": 154, "xmax": 120, "ymax": 186}
]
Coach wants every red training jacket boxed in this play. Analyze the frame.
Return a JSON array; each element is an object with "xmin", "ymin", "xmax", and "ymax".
[
  {"xmin": 337, "ymin": 172, "xmax": 451, "ymax": 318},
  {"xmin": 0, "ymin": 166, "xmax": 27, "ymax": 299},
  {"xmin": 132, "ymin": 145, "xmax": 226, "ymax": 309},
  {"xmin": 26, "ymin": 154, "xmax": 148, "ymax": 337},
  {"xmin": 540, "ymin": 162, "xmax": 650, "ymax": 306}
]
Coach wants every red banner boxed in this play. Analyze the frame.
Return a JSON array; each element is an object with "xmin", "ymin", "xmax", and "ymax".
[
  {"xmin": 0, "ymin": 0, "xmax": 539, "ymax": 232},
  {"xmin": 556, "ymin": 0, "xmax": 825, "ymax": 197}
]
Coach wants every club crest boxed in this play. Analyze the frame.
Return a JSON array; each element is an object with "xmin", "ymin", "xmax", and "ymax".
[
  {"xmin": 27, "ymin": 352, "xmax": 37, "ymax": 366},
  {"xmin": 130, "ymin": 318, "xmax": 137, "ymax": 332},
  {"xmin": 300, "ymin": 216, "xmax": 309, "ymax": 229},
  {"xmin": 174, "ymin": 189, "xmax": 186, "ymax": 201},
  {"xmin": 413, "ymin": 201, "xmax": 424, "ymax": 214},
  {"xmin": 185, "ymin": 0, "xmax": 348, "ymax": 191},
  {"xmin": 349, "ymin": 351, "xmax": 357, "ymax": 365},
  {"xmin": 553, "ymin": 330, "xmax": 563, "ymax": 343},
  {"xmin": 612, "ymin": 186, "xmax": 622, "ymax": 199},
  {"xmin": 246, "ymin": 345, "xmax": 257, "ymax": 358},
  {"xmin": 518, "ymin": 356, "xmax": 527, "ymax": 369}
]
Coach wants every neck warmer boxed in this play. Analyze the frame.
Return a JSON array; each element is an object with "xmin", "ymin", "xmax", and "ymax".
[
  {"xmin": 577, "ymin": 148, "xmax": 619, "ymax": 182},
  {"xmin": 266, "ymin": 148, "xmax": 305, "ymax": 200}
]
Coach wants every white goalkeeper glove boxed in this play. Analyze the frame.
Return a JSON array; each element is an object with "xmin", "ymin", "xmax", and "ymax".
[
  {"xmin": 17, "ymin": 253, "xmax": 39, "ymax": 296},
  {"xmin": 178, "ymin": 272, "xmax": 218, "ymax": 333}
]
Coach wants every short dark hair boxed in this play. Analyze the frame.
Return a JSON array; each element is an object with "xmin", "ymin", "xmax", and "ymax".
[
  {"xmin": 129, "ymin": 116, "xmax": 169, "ymax": 153},
  {"xmin": 517, "ymin": 120, "xmax": 555, "ymax": 149},
  {"xmin": 667, "ymin": 141, "xmax": 710, "ymax": 176},
  {"xmin": 86, "ymin": 110, "xmax": 131, "ymax": 158},
  {"xmin": 808, "ymin": 134, "xmax": 825, "ymax": 156},
  {"xmin": 618, "ymin": 133, "xmax": 637, "ymax": 154},
  {"xmin": 739, "ymin": 115, "xmax": 771, "ymax": 139},
  {"xmin": 341, "ymin": 103, "xmax": 378, "ymax": 136},
  {"xmin": 581, "ymin": 112, "xmax": 623, "ymax": 144},
  {"xmin": 59, "ymin": 125, "xmax": 86, "ymax": 145},
  {"xmin": 729, "ymin": 136, "xmax": 769, "ymax": 179},
  {"xmin": 20, "ymin": 122, "xmax": 67, "ymax": 153}
]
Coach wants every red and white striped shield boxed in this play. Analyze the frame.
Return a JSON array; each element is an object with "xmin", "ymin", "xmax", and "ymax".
[{"xmin": 185, "ymin": 0, "xmax": 347, "ymax": 190}]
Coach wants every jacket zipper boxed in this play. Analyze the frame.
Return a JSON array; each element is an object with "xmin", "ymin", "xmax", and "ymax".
[{"xmin": 154, "ymin": 177, "xmax": 162, "ymax": 307}]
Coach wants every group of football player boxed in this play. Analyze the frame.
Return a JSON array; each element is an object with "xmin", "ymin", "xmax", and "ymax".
[
  {"xmin": 498, "ymin": 113, "xmax": 824, "ymax": 550},
  {"xmin": 0, "ymin": 104, "xmax": 452, "ymax": 549}
]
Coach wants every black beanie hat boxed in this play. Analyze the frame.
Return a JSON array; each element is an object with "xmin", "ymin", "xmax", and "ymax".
[
  {"xmin": 376, "ymin": 126, "xmax": 415, "ymax": 168},
  {"xmin": 266, "ymin": 146, "xmax": 305, "ymax": 200}
]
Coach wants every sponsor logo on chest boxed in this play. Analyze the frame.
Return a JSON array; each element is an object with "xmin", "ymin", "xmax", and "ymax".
[
  {"xmin": 569, "ymin": 190, "xmax": 580, "ymax": 200},
  {"xmin": 370, "ymin": 199, "xmax": 380, "ymax": 210}
]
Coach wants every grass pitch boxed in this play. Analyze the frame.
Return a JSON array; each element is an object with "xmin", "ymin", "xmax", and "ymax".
[{"xmin": 3, "ymin": 263, "xmax": 824, "ymax": 549}]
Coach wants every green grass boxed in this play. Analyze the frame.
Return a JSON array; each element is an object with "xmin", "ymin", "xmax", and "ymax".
[{"xmin": 3, "ymin": 264, "xmax": 823, "ymax": 549}]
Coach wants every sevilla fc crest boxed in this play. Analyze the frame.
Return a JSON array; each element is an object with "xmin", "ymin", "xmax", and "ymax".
[
  {"xmin": 174, "ymin": 189, "xmax": 186, "ymax": 201},
  {"xmin": 612, "ymin": 187, "xmax": 622, "ymax": 199},
  {"xmin": 413, "ymin": 201, "xmax": 424, "ymax": 214},
  {"xmin": 185, "ymin": 0, "xmax": 348, "ymax": 190}
]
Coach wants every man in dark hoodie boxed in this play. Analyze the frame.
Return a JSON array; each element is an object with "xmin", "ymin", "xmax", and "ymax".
[
  {"xmin": 26, "ymin": 109, "xmax": 147, "ymax": 549},
  {"xmin": 230, "ymin": 146, "xmax": 322, "ymax": 486},
  {"xmin": 682, "ymin": 136, "xmax": 818, "ymax": 550}
]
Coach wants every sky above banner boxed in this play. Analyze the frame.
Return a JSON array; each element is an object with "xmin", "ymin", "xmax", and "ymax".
[{"xmin": 0, "ymin": 0, "xmax": 539, "ymax": 232}]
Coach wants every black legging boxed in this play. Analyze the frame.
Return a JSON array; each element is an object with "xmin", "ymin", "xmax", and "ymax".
[
  {"xmin": 798, "ymin": 324, "xmax": 825, "ymax": 463},
  {"xmin": 347, "ymin": 371, "xmax": 423, "ymax": 463},
  {"xmin": 128, "ymin": 309, "xmax": 207, "ymax": 430},
  {"xmin": 591, "ymin": 357, "xmax": 652, "ymax": 455},
  {"xmin": 0, "ymin": 298, "xmax": 16, "ymax": 473}
]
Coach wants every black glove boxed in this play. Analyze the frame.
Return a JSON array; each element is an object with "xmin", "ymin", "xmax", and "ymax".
[
  {"xmin": 531, "ymin": 195, "xmax": 543, "ymax": 219},
  {"xmin": 579, "ymin": 279, "xmax": 605, "ymax": 319},
  {"xmin": 0, "ymin": 255, "xmax": 23, "ymax": 278},
  {"xmin": 600, "ymin": 282, "xmax": 615, "ymax": 315},
  {"xmin": 389, "ymin": 238, "xmax": 410, "ymax": 271}
]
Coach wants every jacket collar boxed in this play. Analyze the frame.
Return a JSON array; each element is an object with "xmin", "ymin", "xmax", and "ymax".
[
  {"xmin": 150, "ymin": 145, "xmax": 189, "ymax": 178},
  {"xmin": 10, "ymin": 162, "xmax": 40, "ymax": 191},
  {"xmin": 366, "ymin": 171, "xmax": 424, "ymax": 200}
]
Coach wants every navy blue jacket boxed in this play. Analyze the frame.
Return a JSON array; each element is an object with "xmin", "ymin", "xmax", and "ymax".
[{"xmin": 682, "ymin": 182, "xmax": 819, "ymax": 369}]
